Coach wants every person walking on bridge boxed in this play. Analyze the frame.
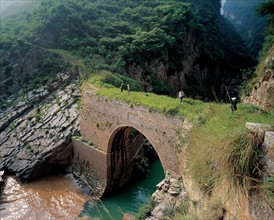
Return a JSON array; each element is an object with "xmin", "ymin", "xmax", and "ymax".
[
  {"xmin": 230, "ymin": 97, "xmax": 237, "ymax": 112},
  {"xmin": 179, "ymin": 90, "xmax": 184, "ymax": 102},
  {"xmin": 120, "ymin": 83, "xmax": 124, "ymax": 92},
  {"xmin": 127, "ymin": 84, "xmax": 131, "ymax": 95}
]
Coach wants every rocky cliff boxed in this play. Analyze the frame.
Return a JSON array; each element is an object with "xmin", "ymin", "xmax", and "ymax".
[
  {"xmin": 222, "ymin": 0, "xmax": 266, "ymax": 57},
  {"xmin": 125, "ymin": 0, "xmax": 252, "ymax": 99},
  {"xmin": 0, "ymin": 72, "xmax": 80, "ymax": 181},
  {"xmin": 243, "ymin": 47, "xmax": 274, "ymax": 110}
]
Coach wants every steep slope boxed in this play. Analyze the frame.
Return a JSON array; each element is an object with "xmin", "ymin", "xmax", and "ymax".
[
  {"xmin": 222, "ymin": 0, "xmax": 266, "ymax": 58},
  {"xmin": 242, "ymin": 1, "xmax": 274, "ymax": 109},
  {"xmin": 0, "ymin": 0, "xmax": 253, "ymax": 101}
]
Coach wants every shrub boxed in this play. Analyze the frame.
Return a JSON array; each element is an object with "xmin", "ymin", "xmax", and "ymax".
[
  {"xmin": 135, "ymin": 198, "xmax": 156, "ymax": 220},
  {"xmin": 222, "ymin": 130, "xmax": 264, "ymax": 186}
]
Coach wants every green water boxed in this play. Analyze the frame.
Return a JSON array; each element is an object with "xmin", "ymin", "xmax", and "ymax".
[{"xmin": 80, "ymin": 159, "xmax": 164, "ymax": 219}]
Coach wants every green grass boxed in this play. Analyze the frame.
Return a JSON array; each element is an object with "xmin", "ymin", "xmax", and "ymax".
[
  {"xmin": 188, "ymin": 102, "xmax": 273, "ymax": 191},
  {"xmin": 83, "ymin": 71, "xmax": 207, "ymax": 122},
  {"xmin": 82, "ymin": 71, "xmax": 274, "ymax": 217}
]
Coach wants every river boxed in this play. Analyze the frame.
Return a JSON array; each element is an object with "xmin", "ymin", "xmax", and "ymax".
[{"xmin": 0, "ymin": 160, "xmax": 164, "ymax": 220}]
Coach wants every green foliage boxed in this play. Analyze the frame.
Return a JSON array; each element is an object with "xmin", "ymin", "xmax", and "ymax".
[
  {"xmin": 135, "ymin": 198, "xmax": 156, "ymax": 220},
  {"xmin": 87, "ymin": 70, "xmax": 142, "ymax": 92},
  {"xmin": 223, "ymin": 0, "xmax": 266, "ymax": 58},
  {"xmin": 151, "ymin": 75, "xmax": 174, "ymax": 95},
  {"xmin": 1, "ymin": 0, "xmax": 256, "ymax": 100},
  {"xmin": 256, "ymin": 0, "xmax": 274, "ymax": 58},
  {"xmin": 224, "ymin": 130, "xmax": 264, "ymax": 185}
]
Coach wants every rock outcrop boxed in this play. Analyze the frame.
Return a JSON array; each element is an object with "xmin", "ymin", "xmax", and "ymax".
[
  {"xmin": 243, "ymin": 52, "xmax": 274, "ymax": 110},
  {"xmin": 243, "ymin": 68, "xmax": 274, "ymax": 110},
  {"xmin": 0, "ymin": 72, "xmax": 80, "ymax": 181},
  {"xmin": 146, "ymin": 171, "xmax": 187, "ymax": 220}
]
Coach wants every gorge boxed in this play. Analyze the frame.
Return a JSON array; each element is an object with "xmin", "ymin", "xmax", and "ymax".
[{"xmin": 1, "ymin": 0, "xmax": 274, "ymax": 219}]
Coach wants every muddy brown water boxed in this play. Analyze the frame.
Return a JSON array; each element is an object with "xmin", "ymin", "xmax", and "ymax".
[
  {"xmin": 0, "ymin": 159, "xmax": 164, "ymax": 220},
  {"xmin": 0, "ymin": 174, "xmax": 89, "ymax": 220}
]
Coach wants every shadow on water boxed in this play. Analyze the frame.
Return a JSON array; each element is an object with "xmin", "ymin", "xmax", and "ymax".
[{"xmin": 79, "ymin": 159, "xmax": 164, "ymax": 220}]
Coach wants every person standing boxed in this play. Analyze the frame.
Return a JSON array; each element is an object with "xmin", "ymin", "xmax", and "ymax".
[
  {"xmin": 127, "ymin": 84, "xmax": 131, "ymax": 95},
  {"xmin": 230, "ymin": 97, "xmax": 237, "ymax": 111},
  {"xmin": 179, "ymin": 90, "xmax": 184, "ymax": 102},
  {"xmin": 120, "ymin": 83, "xmax": 124, "ymax": 92}
]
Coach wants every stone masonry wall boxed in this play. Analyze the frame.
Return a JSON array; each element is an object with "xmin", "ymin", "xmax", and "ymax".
[{"xmin": 74, "ymin": 88, "xmax": 192, "ymax": 196}]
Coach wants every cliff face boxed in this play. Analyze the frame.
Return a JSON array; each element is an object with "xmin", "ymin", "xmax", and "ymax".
[
  {"xmin": 222, "ymin": 0, "xmax": 266, "ymax": 57},
  {"xmin": 125, "ymin": 31, "xmax": 203, "ymax": 95},
  {"xmin": 243, "ymin": 49, "xmax": 274, "ymax": 110},
  {"xmin": 126, "ymin": 27, "xmax": 245, "ymax": 100},
  {"xmin": 0, "ymin": 72, "xmax": 80, "ymax": 181},
  {"xmin": 124, "ymin": 0, "xmax": 252, "ymax": 99}
]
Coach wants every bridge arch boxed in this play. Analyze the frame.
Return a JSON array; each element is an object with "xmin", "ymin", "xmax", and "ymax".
[{"xmin": 103, "ymin": 125, "xmax": 163, "ymax": 195}]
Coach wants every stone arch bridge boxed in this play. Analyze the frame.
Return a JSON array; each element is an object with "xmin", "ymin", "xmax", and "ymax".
[{"xmin": 72, "ymin": 89, "xmax": 191, "ymax": 197}]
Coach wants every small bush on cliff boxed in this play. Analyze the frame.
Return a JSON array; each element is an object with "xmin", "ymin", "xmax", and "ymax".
[
  {"xmin": 222, "ymin": 130, "xmax": 264, "ymax": 186},
  {"xmin": 135, "ymin": 198, "xmax": 156, "ymax": 220},
  {"xmin": 86, "ymin": 70, "xmax": 142, "ymax": 92}
]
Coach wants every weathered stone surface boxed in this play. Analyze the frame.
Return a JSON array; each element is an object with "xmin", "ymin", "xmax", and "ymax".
[
  {"xmin": 148, "ymin": 171, "xmax": 187, "ymax": 219},
  {"xmin": 245, "ymin": 122, "xmax": 273, "ymax": 133},
  {"xmin": 151, "ymin": 201, "xmax": 170, "ymax": 219},
  {"xmin": 77, "ymin": 89, "xmax": 190, "ymax": 197},
  {"xmin": 243, "ymin": 56, "xmax": 274, "ymax": 110},
  {"xmin": 0, "ymin": 76, "xmax": 80, "ymax": 182},
  {"xmin": 263, "ymin": 131, "xmax": 274, "ymax": 177}
]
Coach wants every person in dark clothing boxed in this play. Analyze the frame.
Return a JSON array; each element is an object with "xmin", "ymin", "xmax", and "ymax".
[
  {"xmin": 230, "ymin": 97, "xmax": 237, "ymax": 111},
  {"xmin": 120, "ymin": 83, "xmax": 124, "ymax": 92}
]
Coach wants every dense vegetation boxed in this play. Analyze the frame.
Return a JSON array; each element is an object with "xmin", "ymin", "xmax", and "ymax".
[
  {"xmin": 256, "ymin": 0, "xmax": 274, "ymax": 58},
  {"xmin": 1, "ymin": 0, "xmax": 253, "ymax": 102},
  {"xmin": 222, "ymin": 0, "xmax": 266, "ymax": 58}
]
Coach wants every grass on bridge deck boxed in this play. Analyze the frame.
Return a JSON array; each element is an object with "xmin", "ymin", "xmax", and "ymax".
[{"xmin": 81, "ymin": 70, "xmax": 274, "ymax": 206}]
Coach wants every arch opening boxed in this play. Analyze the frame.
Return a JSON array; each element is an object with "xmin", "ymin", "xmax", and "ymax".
[{"xmin": 104, "ymin": 126, "xmax": 162, "ymax": 196}]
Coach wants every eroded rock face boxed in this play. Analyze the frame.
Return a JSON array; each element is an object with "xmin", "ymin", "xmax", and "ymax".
[
  {"xmin": 0, "ymin": 73, "xmax": 80, "ymax": 181},
  {"xmin": 125, "ymin": 30, "xmax": 242, "ymax": 100},
  {"xmin": 243, "ymin": 54, "xmax": 274, "ymax": 110}
]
